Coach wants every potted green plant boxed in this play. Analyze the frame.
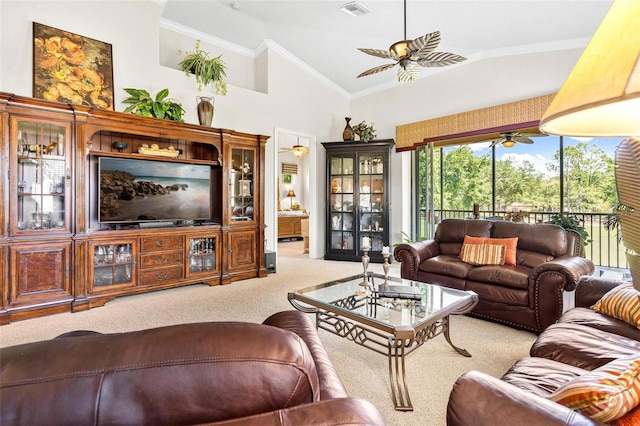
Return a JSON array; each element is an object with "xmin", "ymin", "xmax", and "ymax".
[
  {"xmin": 121, "ymin": 88, "xmax": 185, "ymax": 122},
  {"xmin": 352, "ymin": 121, "xmax": 376, "ymax": 142},
  {"xmin": 179, "ymin": 40, "xmax": 227, "ymax": 95}
]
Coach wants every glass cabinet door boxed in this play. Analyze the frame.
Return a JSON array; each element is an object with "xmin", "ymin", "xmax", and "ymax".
[
  {"xmin": 359, "ymin": 153, "xmax": 385, "ymax": 252},
  {"xmin": 13, "ymin": 119, "xmax": 70, "ymax": 234},
  {"xmin": 91, "ymin": 242, "xmax": 136, "ymax": 289},
  {"xmin": 230, "ymin": 148, "xmax": 255, "ymax": 222},
  {"xmin": 187, "ymin": 236, "xmax": 218, "ymax": 276},
  {"xmin": 329, "ymin": 156, "xmax": 355, "ymax": 251}
]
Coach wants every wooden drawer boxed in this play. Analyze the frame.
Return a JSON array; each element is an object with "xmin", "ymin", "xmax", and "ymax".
[
  {"xmin": 140, "ymin": 237, "xmax": 183, "ymax": 252},
  {"xmin": 140, "ymin": 251, "xmax": 183, "ymax": 269},
  {"xmin": 139, "ymin": 266, "xmax": 183, "ymax": 285}
]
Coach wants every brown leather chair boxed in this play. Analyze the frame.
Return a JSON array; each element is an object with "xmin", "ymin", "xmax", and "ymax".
[{"xmin": 0, "ymin": 310, "xmax": 385, "ymax": 426}]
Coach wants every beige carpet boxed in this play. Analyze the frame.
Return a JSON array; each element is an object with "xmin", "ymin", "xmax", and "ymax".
[{"xmin": 0, "ymin": 240, "xmax": 536, "ymax": 425}]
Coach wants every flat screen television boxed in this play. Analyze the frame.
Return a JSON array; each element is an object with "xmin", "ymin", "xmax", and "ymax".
[{"xmin": 98, "ymin": 157, "xmax": 211, "ymax": 224}]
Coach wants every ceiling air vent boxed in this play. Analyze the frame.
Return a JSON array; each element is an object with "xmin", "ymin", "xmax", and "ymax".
[{"xmin": 339, "ymin": 1, "xmax": 371, "ymax": 17}]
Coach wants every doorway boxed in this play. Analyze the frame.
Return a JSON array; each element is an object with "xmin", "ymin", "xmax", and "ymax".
[{"xmin": 272, "ymin": 128, "xmax": 318, "ymax": 262}]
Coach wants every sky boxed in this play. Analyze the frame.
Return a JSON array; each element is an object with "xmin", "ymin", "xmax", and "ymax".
[
  {"xmin": 100, "ymin": 157, "xmax": 210, "ymax": 180},
  {"xmin": 466, "ymin": 136, "xmax": 623, "ymax": 178}
]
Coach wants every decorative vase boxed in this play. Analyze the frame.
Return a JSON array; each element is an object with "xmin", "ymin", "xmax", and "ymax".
[
  {"xmin": 342, "ymin": 117, "xmax": 353, "ymax": 141},
  {"xmin": 196, "ymin": 96, "xmax": 215, "ymax": 127}
]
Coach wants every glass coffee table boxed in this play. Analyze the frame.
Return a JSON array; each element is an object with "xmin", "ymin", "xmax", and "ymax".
[{"xmin": 288, "ymin": 273, "xmax": 478, "ymax": 411}]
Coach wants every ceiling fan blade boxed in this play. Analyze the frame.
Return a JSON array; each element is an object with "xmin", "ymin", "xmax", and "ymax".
[
  {"xmin": 409, "ymin": 31, "xmax": 441, "ymax": 57},
  {"xmin": 357, "ymin": 63, "xmax": 397, "ymax": 78},
  {"xmin": 488, "ymin": 139, "xmax": 503, "ymax": 147},
  {"xmin": 513, "ymin": 135, "xmax": 535, "ymax": 144},
  {"xmin": 416, "ymin": 52, "xmax": 467, "ymax": 68},
  {"xmin": 358, "ymin": 48, "xmax": 396, "ymax": 60},
  {"xmin": 397, "ymin": 62, "xmax": 420, "ymax": 82},
  {"xmin": 519, "ymin": 132, "xmax": 548, "ymax": 138}
]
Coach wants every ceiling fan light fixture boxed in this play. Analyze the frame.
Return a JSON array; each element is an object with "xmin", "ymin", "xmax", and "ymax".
[
  {"xmin": 502, "ymin": 140, "xmax": 516, "ymax": 148},
  {"xmin": 292, "ymin": 145, "xmax": 308, "ymax": 158},
  {"xmin": 390, "ymin": 40, "xmax": 410, "ymax": 58}
]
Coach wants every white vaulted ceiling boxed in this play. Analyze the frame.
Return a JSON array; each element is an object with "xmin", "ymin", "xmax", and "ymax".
[{"xmin": 159, "ymin": 0, "xmax": 614, "ymax": 97}]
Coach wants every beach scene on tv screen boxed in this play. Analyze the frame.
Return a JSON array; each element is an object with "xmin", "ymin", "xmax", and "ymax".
[{"xmin": 99, "ymin": 158, "xmax": 211, "ymax": 222}]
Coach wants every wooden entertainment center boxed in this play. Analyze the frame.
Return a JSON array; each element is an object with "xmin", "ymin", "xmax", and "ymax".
[{"xmin": 0, "ymin": 92, "xmax": 268, "ymax": 324}]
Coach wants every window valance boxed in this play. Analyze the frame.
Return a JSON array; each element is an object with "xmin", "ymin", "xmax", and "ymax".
[{"xmin": 395, "ymin": 94, "xmax": 556, "ymax": 151}]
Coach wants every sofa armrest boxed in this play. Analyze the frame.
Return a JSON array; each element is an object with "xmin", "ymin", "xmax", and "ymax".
[
  {"xmin": 531, "ymin": 255, "xmax": 595, "ymax": 292},
  {"xmin": 447, "ymin": 371, "xmax": 601, "ymax": 426},
  {"xmin": 212, "ymin": 398, "xmax": 386, "ymax": 426},
  {"xmin": 575, "ymin": 275, "xmax": 627, "ymax": 307},
  {"xmin": 393, "ymin": 240, "xmax": 440, "ymax": 279}
]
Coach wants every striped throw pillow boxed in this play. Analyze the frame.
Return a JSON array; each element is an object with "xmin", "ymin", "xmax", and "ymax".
[
  {"xmin": 591, "ymin": 282, "xmax": 640, "ymax": 329},
  {"xmin": 548, "ymin": 356, "xmax": 640, "ymax": 422},
  {"xmin": 460, "ymin": 243, "xmax": 505, "ymax": 266}
]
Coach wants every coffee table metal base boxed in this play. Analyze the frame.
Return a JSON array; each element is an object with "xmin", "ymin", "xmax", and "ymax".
[{"xmin": 289, "ymin": 296, "xmax": 474, "ymax": 411}]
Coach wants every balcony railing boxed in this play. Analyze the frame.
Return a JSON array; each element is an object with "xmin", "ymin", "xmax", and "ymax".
[{"xmin": 421, "ymin": 209, "xmax": 625, "ymax": 269}]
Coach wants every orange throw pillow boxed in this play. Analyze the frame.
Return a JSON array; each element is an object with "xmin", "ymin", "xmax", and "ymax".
[{"xmin": 461, "ymin": 235, "xmax": 518, "ymax": 265}]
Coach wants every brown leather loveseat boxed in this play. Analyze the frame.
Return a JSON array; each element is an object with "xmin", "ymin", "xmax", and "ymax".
[
  {"xmin": 447, "ymin": 275, "xmax": 640, "ymax": 425},
  {"xmin": 0, "ymin": 310, "xmax": 385, "ymax": 426},
  {"xmin": 394, "ymin": 219, "xmax": 595, "ymax": 333}
]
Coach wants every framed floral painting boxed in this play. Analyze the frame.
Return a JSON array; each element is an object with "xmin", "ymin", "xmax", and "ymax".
[{"xmin": 33, "ymin": 22, "xmax": 114, "ymax": 110}]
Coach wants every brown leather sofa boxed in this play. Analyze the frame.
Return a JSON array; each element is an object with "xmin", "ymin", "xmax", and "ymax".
[
  {"xmin": 447, "ymin": 275, "xmax": 640, "ymax": 425},
  {"xmin": 0, "ymin": 310, "xmax": 385, "ymax": 426},
  {"xmin": 394, "ymin": 219, "xmax": 595, "ymax": 333}
]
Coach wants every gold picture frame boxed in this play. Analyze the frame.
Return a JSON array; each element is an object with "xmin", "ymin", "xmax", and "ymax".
[{"xmin": 33, "ymin": 22, "xmax": 114, "ymax": 110}]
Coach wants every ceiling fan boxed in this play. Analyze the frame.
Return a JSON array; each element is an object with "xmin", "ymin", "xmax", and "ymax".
[
  {"xmin": 485, "ymin": 131, "xmax": 547, "ymax": 148},
  {"xmin": 357, "ymin": 0, "xmax": 467, "ymax": 82},
  {"xmin": 280, "ymin": 144, "xmax": 309, "ymax": 158}
]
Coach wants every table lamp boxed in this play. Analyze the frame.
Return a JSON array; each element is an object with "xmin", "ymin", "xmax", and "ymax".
[
  {"xmin": 540, "ymin": 0, "xmax": 640, "ymax": 288},
  {"xmin": 286, "ymin": 190, "xmax": 296, "ymax": 209}
]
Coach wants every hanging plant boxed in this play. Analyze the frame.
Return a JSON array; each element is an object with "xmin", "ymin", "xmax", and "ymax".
[
  {"xmin": 179, "ymin": 40, "xmax": 228, "ymax": 95},
  {"xmin": 352, "ymin": 121, "xmax": 376, "ymax": 142}
]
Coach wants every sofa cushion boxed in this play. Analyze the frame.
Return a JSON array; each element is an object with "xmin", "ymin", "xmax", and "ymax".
[
  {"xmin": 516, "ymin": 250, "xmax": 555, "ymax": 269},
  {"xmin": 466, "ymin": 282, "xmax": 529, "ymax": 307},
  {"xmin": 591, "ymin": 282, "xmax": 640, "ymax": 330},
  {"xmin": 493, "ymin": 221, "xmax": 568, "ymax": 258},
  {"xmin": 459, "ymin": 243, "xmax": 505, "ymax": 266},
  {"xmin": 531, "ymin": 321, "xmax": 640, "ymax": 371},
  {"xmin": 461, "ymin": 235, "xmax": 518, "ymax": 265},
  {"xmin": 501, "ymin": 356, "xmax": 588, "ymax": 398},
  {"xmin": 548, "ymin": 355, "xmax": 640, "ymax": 422},
  {"xmin": 435, "ymin": 219, "xmax": 492, "ymax": 255},
  {"xmin": 467, "ymin": 264, "xmax": 531, "ymax": 290},
  {"xmin": 419, "ymin": 255, "xmax": 474, "ymax": 279},
  {"xmin": 560, "ymin": 307, "xmax": 640, "ymax": 342}
]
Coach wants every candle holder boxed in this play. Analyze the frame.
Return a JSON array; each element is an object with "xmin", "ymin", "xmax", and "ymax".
[
  {"xmin": 382, "ymin": 253, "xmax": 391, "ymax": 284},
  {"xmin": 355, "ymin": 245, "xmax": 371, "ymax": 296}
]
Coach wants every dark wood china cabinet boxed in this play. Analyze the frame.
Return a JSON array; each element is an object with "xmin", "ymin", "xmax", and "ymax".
[{"xmin": 322, "ymin": 139, "xmax": 394, "ymax": 263}]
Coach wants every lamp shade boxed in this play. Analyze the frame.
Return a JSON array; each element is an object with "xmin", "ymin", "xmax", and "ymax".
[
  {"xmin": 286, "ymin": 190, "xmax": 296, "ymax": 198},
  {"xmin": 539, "ymin": 0, "xmax": 640, "ymax": 137}
]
